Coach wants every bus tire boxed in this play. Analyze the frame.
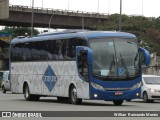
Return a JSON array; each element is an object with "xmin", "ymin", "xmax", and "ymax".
[
  {"xmin": 2, "ymin": 86, "xmax": 6, "ymax": 94},
  {"xmin": 24, "ymin": 84, "xmax": 32, "ymax": 101},
  {"xmin": 24, "ymin": 84, "xmax": 40, "ymax": 101},
  {"xmin": 69, "ymin": 85, "xmax": 82, "ymax": 105},
  {"xmin": 113, "ymin": 100, "xmax": 123, "ymax": 106}
]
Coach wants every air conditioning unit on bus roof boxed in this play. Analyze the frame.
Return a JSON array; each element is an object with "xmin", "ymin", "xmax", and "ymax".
[{"xmin": 38, "ymin": 29, "xmax": 89, "ymax": 36}]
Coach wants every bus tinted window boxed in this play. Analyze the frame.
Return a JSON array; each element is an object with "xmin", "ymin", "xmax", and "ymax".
[
  {"xmin": 30, "ymin": 42, "xmax": 42, "ymax": 61},
  {"xmin": 11, "ymin": 37, "xmax": 87, "ymax": 61},
  {"xmin": 41, "ymin": 41, "xmax": 52, "ymax": 60},
  {"xmin": 60, "ymin": 39, "xmax": 67, "ymax": 60},
  {"xmin": 11, "ymin": 43, "xmax": 24, "ymax": 61},
  {"xmin": 66, "ymin": 38, "xmax": 87, "ymax": 60},
  {"xmin": 52, "ymin": 40, "xmax": 60, "ymax": 60},
  {"xmin": 23, "ymin": 43, "xmax": 31, "ymax": 61}
]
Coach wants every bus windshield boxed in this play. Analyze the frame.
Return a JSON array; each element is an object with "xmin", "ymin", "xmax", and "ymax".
[{"xmin": 90, "ymin": 37, "xmax": 140, "ymax": 80}]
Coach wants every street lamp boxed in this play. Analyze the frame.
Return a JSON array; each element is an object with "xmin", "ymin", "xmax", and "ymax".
[
  {"xmin": 49, "ymin": 14, "xmax": 54, "ymax": 32},
  {"xmin": 119, "ymin": 0, "xmax": 122, "ymax": 31},
  {"xmin": 31, "ymin": 0, "xmax": 34, "ymax": 36}
]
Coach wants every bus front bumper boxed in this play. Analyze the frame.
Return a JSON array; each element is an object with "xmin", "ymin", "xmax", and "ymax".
[{"xmin": 90, "ymin": 87, "xmax": 141, "ymax": 101}]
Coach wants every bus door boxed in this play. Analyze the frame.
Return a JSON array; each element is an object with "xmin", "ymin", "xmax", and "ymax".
[{"xmin": 76, "ymin": 46, "xmax": 92, "ymax": 99}]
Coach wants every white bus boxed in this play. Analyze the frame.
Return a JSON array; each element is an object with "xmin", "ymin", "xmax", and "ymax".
[{"xmin": 10, "ymin": 30, "xmax": 150, "ymax": 105}]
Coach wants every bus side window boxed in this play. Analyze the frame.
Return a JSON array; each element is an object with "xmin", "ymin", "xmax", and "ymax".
[
  {"xmin": 61, "ymin": 40, "xmax": 67, "ymax": 59},
  {"xmin": 58, "ymin": 40, "xmax": 67, "ymax": 60},
  {"xmin": 11, "ymin": 43, "xmax": 24, "ymax": 61},
  {"xmin": 41, "ymin": 40, "xmax": 53, "ymax": 60},
  {"xmin": 67, "ymin": 38, "xmax": 87, "ymax": 59},
  {"xmin": 52, "ymin": 40, "xmax": 59, "ymax": 60},
  {"xmin": 30, "ymin": 42, "xmax": 41, "ymax": 61},
  {"xmin": 66, "ymin": 39, "xmax": 76, "ymax": 59},
  {"xmin": 24, "ymin": 43, "xmax": 32, "ymax": 61}
]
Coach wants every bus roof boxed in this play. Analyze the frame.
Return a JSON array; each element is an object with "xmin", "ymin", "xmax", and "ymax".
[{"xmin": 11, "ymin": 31, "xmax": 136, "ymax": 44}]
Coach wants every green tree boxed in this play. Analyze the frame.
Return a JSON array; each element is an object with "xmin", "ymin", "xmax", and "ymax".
[
  {"xmin": 0, "ymin": 27, "xmax": 39, "ymax": 37},
  {"xmin": 96, "ymin": 14, "xmax": 160, "ymax": 55}
]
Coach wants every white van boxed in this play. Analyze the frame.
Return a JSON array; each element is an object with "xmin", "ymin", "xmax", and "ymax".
[
  {"xmin": 142, "ymin": 75, "xmax": 160, "ymax": 102},
  {"xmin": 0, "ymin": 71, "xmax": 10, "ymax": 93}
]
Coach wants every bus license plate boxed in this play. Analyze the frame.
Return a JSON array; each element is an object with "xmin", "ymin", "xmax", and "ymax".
[{"xmin": 115, "ymin": 92, "xmax": 123, "ymax": 96}]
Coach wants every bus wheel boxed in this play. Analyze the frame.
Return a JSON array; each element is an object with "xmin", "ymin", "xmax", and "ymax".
[
  {"xmin": 24, "ymin": 84, "xmax": 39, "ymax": 101},
  {"xmin": 24, "ymin": 84, "xmax": 32, "ymax": 101},
  {"xmin": 143, "ymin": 92, "xmax": 149, "ymax": 103},
  {"xmin": 2, "ymin": 86, "xmax": 6, "ymax": 94},
  {"xmin": 113, "ymin": 100, "xmax": 123, "ymax": 106},
  {"xmin": 69, "ymin": 85, "xmax": 82, "ymax": 105}
]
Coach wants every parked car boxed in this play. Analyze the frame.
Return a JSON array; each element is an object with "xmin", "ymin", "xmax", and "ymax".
[
  {"xmin": 141, "ymin": 75, "xmax": 160, "ymax": 102},
  {"xmin": 0, "ymin": 71, "xmax": 10, "ymax": 93}
]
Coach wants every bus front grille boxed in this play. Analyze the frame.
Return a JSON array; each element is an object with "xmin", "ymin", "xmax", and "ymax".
[{"xmin": 104, "ymin": 87, "xmax": 131, "ymax": 91}]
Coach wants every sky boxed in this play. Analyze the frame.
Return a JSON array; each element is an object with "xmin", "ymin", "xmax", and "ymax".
[
  {"xmin": 1, "ymin": 0, "xmax": 160, "ymax": 31},
  {"xmin": 9, "ymin": 0, "xmax": 160, "ymax": 17}
]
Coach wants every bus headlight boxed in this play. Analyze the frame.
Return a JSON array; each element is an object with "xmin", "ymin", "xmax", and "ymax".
[
  {"xmin": 131, "ymin": 82, "xmax": 141, "ymax": 90},
  {"xmin": 91, "ymin": 82, "xmax": 105, "ymax": 90}
]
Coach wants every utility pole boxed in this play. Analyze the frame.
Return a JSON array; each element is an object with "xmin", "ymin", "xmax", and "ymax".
[
  {"xmin": 31, "ymin": 0, "xmax": 34, "ymax": 36},
  {"xmin": 98, "ymin": 0, "xmax": 99, "ymax": 13},
  {"xmin": 119, "ymin": 0, "xmax": 122, "ymax": 31},
  {"xmin": 68, "ymin": 0, "xmax": 70, "ymax": 10},
  {"xmin": 82, "ymin": 13, "xmax": 84, "ymax": 30},
  {"xmin": 142, "ymin": 0, "xmax": 143, "ymax": 16}
]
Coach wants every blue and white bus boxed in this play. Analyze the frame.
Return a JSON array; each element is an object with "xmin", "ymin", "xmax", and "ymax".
[{"xmin": 10, "ymin": 30, "xmax": 150, "ymax": 105}]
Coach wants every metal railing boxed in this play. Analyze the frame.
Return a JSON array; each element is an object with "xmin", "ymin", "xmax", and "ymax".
[{"xmin": 9, "ymin": 5, "xmax": 108, "ymax": 19}]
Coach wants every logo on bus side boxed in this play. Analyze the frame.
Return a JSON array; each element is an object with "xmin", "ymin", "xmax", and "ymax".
[{"xmin": 42, "ymin": 65, "xmax": 57, "ymax": 92}]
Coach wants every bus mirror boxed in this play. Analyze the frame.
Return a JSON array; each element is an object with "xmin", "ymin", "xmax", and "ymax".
[
  {"xmin": 139, "ymin": 47, "xmax": 150, "ymax": 66},
  {"xmin": 139, "ymin": 51, "xmax": 145, "ymax": 65}
]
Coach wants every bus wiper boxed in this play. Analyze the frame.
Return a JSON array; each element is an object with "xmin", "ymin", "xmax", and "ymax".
[
  {"xmin": 93, "ymin": 73, "xmax": 107, "ymax": 78},
  {"xmin": 134, "ymin": 53, "xmax": 138, "ymax": 67},
  {"xmin": 109, "ymin": 54, "xmax": 115, "ymax": 75},
  {"xmin": 120, "ymin": 53, "xmax": 130, "ymax": 78},
  {"xmin": 127, "ymin": 41, "xmax": 137, "ymax": 47}
]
